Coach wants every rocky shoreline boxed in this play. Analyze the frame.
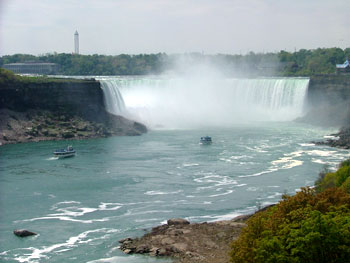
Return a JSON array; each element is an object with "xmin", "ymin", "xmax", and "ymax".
[
  {"xmin": 313, "ymin": 126, "xmax": 350, "ymax": 149},
  {"xmin": 0, "ymin": 109, "xmax": 147, "ymax": 146},
  {"xmin": 119, "ymin": 217, "xmax": 248, "ymax": 263}
]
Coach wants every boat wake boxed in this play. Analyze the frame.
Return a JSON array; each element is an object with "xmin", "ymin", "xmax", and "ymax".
[{"xmin": 46, "ymin": 157, "xmax": 59, "ymax": 161}]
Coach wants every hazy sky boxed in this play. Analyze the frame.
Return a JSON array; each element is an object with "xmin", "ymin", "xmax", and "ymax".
[{"xmin": 0, "ymin": 0, "xmax": 349, "ymax": 56}]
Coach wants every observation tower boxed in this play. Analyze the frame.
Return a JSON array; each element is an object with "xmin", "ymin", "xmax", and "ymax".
[{"xmin": 74, "ymin": 30, "xmax": 79, "ymax": 54}]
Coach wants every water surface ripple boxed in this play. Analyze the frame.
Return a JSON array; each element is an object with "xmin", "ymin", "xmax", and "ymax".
[{"xmin": 0, "ymin": 123, "xmax": 349, "ymax": 262}]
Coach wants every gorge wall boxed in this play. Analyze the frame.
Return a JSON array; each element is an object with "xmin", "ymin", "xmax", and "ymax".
[
  {"xmin": 0, "ymin": 78, "xmax": 147, "ymax": 145},
  {"xmin": 303, "ymin": 74, "xmax": 350, "ymax": 127},
  {"xmin": 0, "ymin": 79, "xmax": 107, "ymax": 122}
]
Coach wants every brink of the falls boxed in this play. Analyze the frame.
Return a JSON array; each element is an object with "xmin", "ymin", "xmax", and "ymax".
[{"xmin": 99, "ymin": 77, "xmax": 309, "ymax": 129}]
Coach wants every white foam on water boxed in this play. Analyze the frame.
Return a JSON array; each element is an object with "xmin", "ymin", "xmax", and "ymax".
[
  {"xmin": 239, "ymin": 168, "xmax": 278, "ymax": 178},
  {"xmin": 134, "ymin": 218, "xmax": 163, "ymax": 223},
  {"xmin": 267, "ymin": 192, "xmax": 282, "ymax": 199},
  {"xmin": 124, "ymin": 210, "xmax": 173, "ymax": 217},
  {"xmin": 243, "ymin": 150, "xmax": 304, "ymax": 178},
  {"xmin": 183, "ymin": 163, "xmax": 200, "ymax": 167},
  {"xmin": 194, "ymin": 174, "xmax": 238, "ymax": 186},
  {"xmin": 144, "ymin": 190, "xmax": 183, "ymax": 195},
  {"xmin": 219, "ymin": 158, "xmax": 232, "ymax": 163},
  {"xmin": 17, "ymin": 201, "xmax": 123, "ymax": 224},
  {"xmin": 46, "ymin": 157, "xmax": 59, "ymax": 161},
  {"xmin": 324, "ymin": 135, "xmax": 339, "ymax": 140},
  {"xmin": 235, "ymin": 184, "xmax": 247, "ymax": 187},
  {"xmin": 49, "ymin": 207, "xmax": 98, "ymax": 217},
  {"xmin": 209, "ymin": 189, "xmax": 234, "ymax": 197},
  {"xmin": 312, "ymin": 158, "xmax": 328, "ymax": 165},
  {"xmin": 210, "ymin": 212, "xmax": 245, "ymax": 222},
  {"xmin": 261, "ymin": 201, "xmax": 277, "ymax": 207},
  {"xmin": 305, "ymin": 149, "xmax": 337, "ymax": 157},
  {"xmin": 19, "ymin": 215, "xmax": 110, "ymax": 224},
  {"xmin": 299, "ymin": 143, "xmax": 315, "ymax": 147},
  {"xmin": 14, "ymin": 228, "xmax": 120, "ymax": 263},
  {"xmin": 188, "ymin": 210, "xmax": 250, "ymax": 223},
  {"xmin": 98, "ymin": 203, "xmax": 123, "ymax": 211},
  {"xmin": 246, "ymin": 187, "xmax": 259, "ymax": 191},
  {"xmin": 229, "ymin": 155, "xmax": 253, "ymax": 160},
  {"xmin": 282, "ymin": 159, "xmax": 304, "ymax": 169}
]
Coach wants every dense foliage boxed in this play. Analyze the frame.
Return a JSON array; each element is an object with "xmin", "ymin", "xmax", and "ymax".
[
  {"xmin": 0, "ymin": 53, "xmax": 166, "ymax": 76},
  {"xmin": 315, "ymin": 159, "xmax": 350, "ymax": 193},
  {"xmin": 1, "ymin": 47, "xmax": 349, "ymax": 76},
  {"xmin": 0, "ymin": 68, "xmax": 20, "ymax": 85},
  {"xmin": 230, "ymin": 159, "xmax": 350, "ymax": 263}
]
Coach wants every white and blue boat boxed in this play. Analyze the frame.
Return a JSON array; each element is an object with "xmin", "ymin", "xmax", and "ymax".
[
  {"xmin": 200, "ymin": 136, "xmax": 212, "ymax": 145},
  {"xmin": 53, "ymin": 145, "xmax": 76, "ymax": 158}
]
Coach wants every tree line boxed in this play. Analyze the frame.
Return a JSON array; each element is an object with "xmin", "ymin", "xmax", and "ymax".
[{"xmin": 0, "ymin": 47, "xmax": 349, "ymax": 76}]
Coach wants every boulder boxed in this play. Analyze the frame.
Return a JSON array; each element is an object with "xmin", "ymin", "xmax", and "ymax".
[
  {"xmin": 13, "ymin": 229, "xmax": 37, "ymax": 237},
  {"xmin": 167, "ymin": 218, "xmax": 190, "ymax": 226},
  {"xmin": 161, "ymin": 237, "xmax": 175, "ymax": 245},
  {"xmin": 171, "ymin": 242, "xmax": 188, "ymax": 253},
  {"xmin": 135, "ymin": 244, "xmax": 149, "ymax": 254}
]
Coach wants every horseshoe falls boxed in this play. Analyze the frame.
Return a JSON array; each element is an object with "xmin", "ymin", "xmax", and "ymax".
[
  {"xmin": 2, "ymin": 75, "xmax": 350, "ymax": 263},
  {"xmin": 99, "ymin": 77, "xmax": 309, "ymax": 129}
]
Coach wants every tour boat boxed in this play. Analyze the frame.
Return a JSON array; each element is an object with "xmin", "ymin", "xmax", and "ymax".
[
  {"xmin": 200, "ymin": 136, "xmax": 212, "ymax": 145},
  {"xmin": 53, "ymin": 145, "xmax": 76, "ymax": 158}
]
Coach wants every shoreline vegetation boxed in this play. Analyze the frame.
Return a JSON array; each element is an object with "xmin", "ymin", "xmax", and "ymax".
[
  {"xmin": 1, "ymin": 47, "xmax": 350, "ymax": 76},
  {"xmin": 119, "ymin": 159, "xmax": 350, "ymax": 263}
]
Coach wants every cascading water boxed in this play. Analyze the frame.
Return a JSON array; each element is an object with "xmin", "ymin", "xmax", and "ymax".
[
  {"xmin": 99, "ymin": 76, "xmax": 309, "ymax": 129},
  {"xmin": 99, "ymin": 79, "xmax": 127, "ymax": 115}
]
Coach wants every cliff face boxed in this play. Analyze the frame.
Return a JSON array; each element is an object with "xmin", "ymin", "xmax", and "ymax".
[
  {"xmin": 303, "ymin": 74, "xmax": 350, "ymax": 126},
  {"xmin": 0, "ymin": 79, "xmax": 107, "ymax": 122},
  {"xmin": 0, "ymin": 78, "xmax": 147, "ymax": 145}
]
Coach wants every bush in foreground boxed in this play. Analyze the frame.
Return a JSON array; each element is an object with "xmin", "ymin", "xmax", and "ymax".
[
  {"xmin": 316, "ymin": 159, "xmax": 350, "ymax": 193},
  {"xmin": 230, "ymin": 159, "xmax": 350, "ymax": 263}
]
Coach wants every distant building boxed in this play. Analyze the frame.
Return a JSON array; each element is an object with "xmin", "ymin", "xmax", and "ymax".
[
  {"xmin": 336, "ymin": 58, "xmax": 350, "ymax": 73},
  {"xmin": 74, "ymin": 30, "xmax": 79, "ymax": 54},
  {"xmin": 2, "ymin": 62, "xmax": 59, "ymax": 75}
]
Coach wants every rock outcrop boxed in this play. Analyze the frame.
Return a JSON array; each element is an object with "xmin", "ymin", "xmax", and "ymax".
[
  {"xmin": 313, "ymin": 126, "xmax": 350, "ymax": 149},
  {"xmin": 0, "ymin": 77, "xmax": 147, "ymax": 145},
  {"xmin": 301, "ymin": 74, "xmax": 350, "ymax": 127},
  {"xmin": 0, "ymin": 109, "xmax": 146, "ymax": 145},
  {"xmin": 13, "ymin": 229, "xmax": 37, "ymax": 237},
  {"xmin": 119, "ymin": 218, "xmax": 246, "ymax": 263}
]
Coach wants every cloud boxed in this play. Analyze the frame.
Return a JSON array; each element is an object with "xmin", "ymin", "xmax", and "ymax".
[{"xmin": 0, "ymin": 0, "xmax": 349, "ymax": 55}]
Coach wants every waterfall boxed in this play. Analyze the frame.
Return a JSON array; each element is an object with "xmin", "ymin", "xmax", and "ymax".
[
  {"xmin": 99, "ymin": 79, "xmax": 127, "ymax": 115},
  {"xmin": 98, "ymin": 76, "xmax": 309, "ymax": 129}
]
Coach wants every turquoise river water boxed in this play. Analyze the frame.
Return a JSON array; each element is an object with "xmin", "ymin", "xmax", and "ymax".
[
  {"xmin": 0, "ymin": 124, "xmax": 349, "ymax": 262},
  {"xmin": 1, "ymin": 76, "xmax": 350, "ymax": 262}
]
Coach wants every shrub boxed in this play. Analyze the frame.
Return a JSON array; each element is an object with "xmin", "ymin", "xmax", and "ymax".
[
  {"xmin": 315, "ymin": 159, "xmax": 350, "ymax": 192},
  {"xmin": 341, "ymin": 177, "xmax": 350, "ymax": 193},
  {"xmin": 340, "ymin": 159, "xmax": 350, "ymax": 168},
  {"xmin": 230, "ymin": 188, "xmax": 350, "ymax": 263},
  {"xmin": 335, "ymin": 166, "xmax": 350, "ymax": 187},
  {"xmin": 316, "ymin": 172, "xmax": 337, "ymax": 192}
]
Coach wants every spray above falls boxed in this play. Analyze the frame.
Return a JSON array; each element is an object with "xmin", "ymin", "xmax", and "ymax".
[{"xmin": 99, "ymin": 76, "xmax": 309, "ymax": 129}]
